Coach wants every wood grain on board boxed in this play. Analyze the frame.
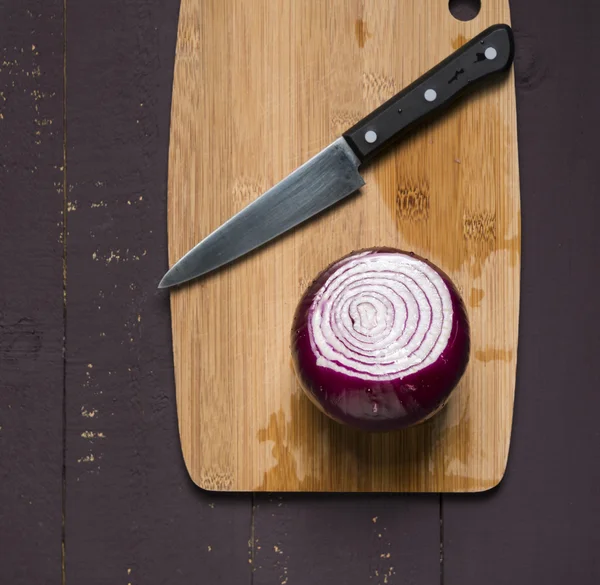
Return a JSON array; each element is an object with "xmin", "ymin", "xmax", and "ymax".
[
  {"xmin": 64, "ymin": 1, "xmax": 252, "ymax": 583},
  {"xmin": 0, "ymin": 1, "xmax": 65, "ymax": 582},
  {"xmin": 167, "ymin": 0, "xmax": 521, "ymax": 491}
]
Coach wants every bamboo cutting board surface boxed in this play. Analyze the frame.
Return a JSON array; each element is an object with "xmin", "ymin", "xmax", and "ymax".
[{"xmin": 166, "ymin": 0, "xmax": 520, "ymax": 491}]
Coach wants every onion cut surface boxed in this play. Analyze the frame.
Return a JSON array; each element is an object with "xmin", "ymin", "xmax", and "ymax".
[{"xmin": 291, "ymin": 248, "xmax": 470, "ymax": 431}]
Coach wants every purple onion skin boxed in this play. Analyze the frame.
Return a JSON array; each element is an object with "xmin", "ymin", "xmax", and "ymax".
[{"xmin": 291, "ymin": 247, "xmax": 471, "ymax": 432}]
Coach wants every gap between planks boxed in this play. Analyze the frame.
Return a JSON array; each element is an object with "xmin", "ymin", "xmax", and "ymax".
[{"xmin": 61, "ymin": 0, "xmax": 68, "ymax": 582}]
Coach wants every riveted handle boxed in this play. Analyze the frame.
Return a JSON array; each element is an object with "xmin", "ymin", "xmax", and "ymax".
[{"xmin": 343, "ymin": 24, "xmax": 515, "ymax": 164}]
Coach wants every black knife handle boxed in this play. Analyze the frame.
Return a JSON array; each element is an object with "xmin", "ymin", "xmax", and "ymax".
[{"xmin": 343, "ymin": 24, "xmax": 515, "ymax": 164}]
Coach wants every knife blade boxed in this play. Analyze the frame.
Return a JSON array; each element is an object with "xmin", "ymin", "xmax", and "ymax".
[{"xmin": 159, "ymin": 24, "xmax": 514, "ymax": 289}]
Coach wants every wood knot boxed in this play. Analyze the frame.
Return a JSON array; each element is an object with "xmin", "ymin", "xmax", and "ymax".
[
  {"xmin": 396, "ymin": 183, "xmax": 429, "ymax": 222},
  {"xmin": 298, "ymin": 276, "xmax": 313, "ymax": 292},
  {"xmin": 330, "ymin": 110, "xmax": 362, "ymax": 136},
  {"xmin": 355, "ymin": 19, "xmax": 372, "ymax": 49},
  {"xmin": 199, "ymin": 468, "xmax": 234, "ymax": 491},
  {"xmin": 178, "ymin": 29, "xmax": 201, "ymax": 60},
  {"xmin": 232, "ymin": 178, "xmax": 265, "ymax": 207},
  {"xmin": 452, "ymin": 34, "xmax": 467, "ymax": 50},
  {"xmin": 468, "ymin": 287, "xmax": 485, "ymax": 308},
  {"xmin": 463, "ymin": 211, "xmax": 496, "ymax": 242},
  {"xmin": 362, "ymin": 72, "xmax": 398, "ymax": 106}
]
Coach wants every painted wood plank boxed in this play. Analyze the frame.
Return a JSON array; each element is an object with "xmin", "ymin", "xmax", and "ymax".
[
  {"xmin": 253, "ymin": 494, "xmax": 440, "ymax": 585},
  {"xmin": 64, "ymin": 1, "xmax": 252, "ymax": 583},
  {"xmin": 0, "ymin": 1, "xmax": 64, "ymax": 582},
  {"xmin": 444, "ymin": 2, "xmax": 600, "ymax": 582}
]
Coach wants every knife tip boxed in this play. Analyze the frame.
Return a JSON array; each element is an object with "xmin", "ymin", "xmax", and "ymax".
[
  {"xmin": 158, "ymin": 272, "xmax": 175, "ymax": 289},
  {"xmin": 158, "ymin": 264, "xmax": 194, "ymax": 289}
]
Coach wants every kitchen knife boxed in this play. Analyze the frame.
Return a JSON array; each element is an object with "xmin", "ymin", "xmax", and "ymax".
[{"xmin": 159, "ymin": 23, "xmax": 514, "ymax": 289}]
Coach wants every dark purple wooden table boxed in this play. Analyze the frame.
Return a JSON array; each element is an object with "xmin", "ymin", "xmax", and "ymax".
[{"xmin": 2, "ymin": 1, "xmax": 599, "ymax": 583}]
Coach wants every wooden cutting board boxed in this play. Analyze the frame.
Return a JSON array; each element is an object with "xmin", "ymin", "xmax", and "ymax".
[{"xmin": 166, "ymin": 0, "xmax": 520, "ymax": 492}]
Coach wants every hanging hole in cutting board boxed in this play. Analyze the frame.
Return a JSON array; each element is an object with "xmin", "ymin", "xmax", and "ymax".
[{"xmin": 448, "ymin": 0, "xmax": 481, "ymax": 21}]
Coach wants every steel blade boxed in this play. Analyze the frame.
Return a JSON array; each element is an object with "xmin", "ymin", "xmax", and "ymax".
[{"xmin": 159, "ymin": 138, "xmax": 364, "ymax": 288}]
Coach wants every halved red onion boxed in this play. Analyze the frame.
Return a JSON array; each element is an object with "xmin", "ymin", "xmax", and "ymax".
[{"xmin": 291, "ymin": 247, "xmax": 470, "ymax": 431}]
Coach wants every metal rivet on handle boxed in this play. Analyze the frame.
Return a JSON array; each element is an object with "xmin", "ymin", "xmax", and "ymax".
[
  {"xmin": 485, "ymin": 47, "xmax": 498, "ymax": 60},
  {"xmin": 364, "ymin": 130, "xmax": 378, "ymax": 144},
  {"xmin": 424, "ymin": 89, "xmax": 437, "ymax": 102}
]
